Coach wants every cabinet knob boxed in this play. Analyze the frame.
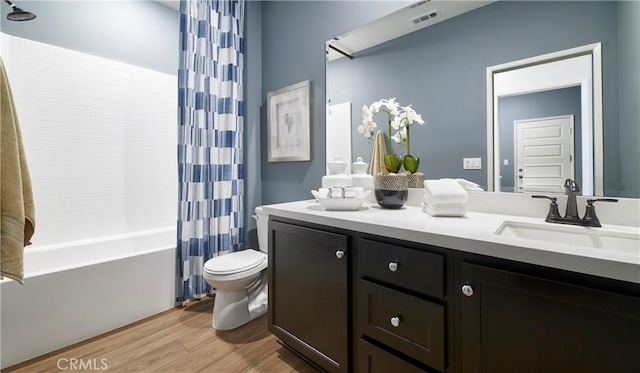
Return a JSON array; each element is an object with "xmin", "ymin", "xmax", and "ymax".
[
  {"xmin": 388, "ymin": 261, "xmax": 399, "ymax": 272},
  {"xmin": 335, "ymin": 250, "xmax": 345, "ymax": 259},
  {"xmin": 390, "ymin": 316, "xmax": 401, "ymax": 327},
  {"xmin": 462, "ymin": 284, "xmax": 474, "ymax": 297}
]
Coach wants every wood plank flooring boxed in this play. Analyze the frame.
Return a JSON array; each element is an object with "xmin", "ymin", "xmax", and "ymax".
[{"xmin": 6, "ymin": 297, "xmax": 317, "ymax": 373}]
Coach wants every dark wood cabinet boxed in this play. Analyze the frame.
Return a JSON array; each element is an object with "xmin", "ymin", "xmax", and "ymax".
[
  {"xmin": 357, "ymin": 280, "xmax": 445, "ymax": 371},
  {"xmin": 267, "ymin": 216, "xmax": 640, "ymax": 373},
  {"xmin": 268, "ymin": 220, "xmax": 349, "ymax": 373},
  {"xmin": 356, "ymin": 238, "xmax": 448, "ymax": 373},
  {"xmin": 459, "ymin": 262, "xmax": 640, "ymax": 373},
  {"xmin": 357, "ymin": 339, "xmax": 429, "ymax": 373}
]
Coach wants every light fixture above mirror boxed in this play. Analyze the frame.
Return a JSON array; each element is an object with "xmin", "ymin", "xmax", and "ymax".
[{"xmin": 326, "ymin": 1, "xmax": 493, "ymax": 61}]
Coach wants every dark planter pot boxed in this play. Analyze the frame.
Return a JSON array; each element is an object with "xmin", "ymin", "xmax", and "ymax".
[
  {"xmin": 374, "ymin": 189, "xmax": 409, "ymax": 209},
  {"xmin": 374, "ymin": 174, "xmax": 408, "ymax": 209}
]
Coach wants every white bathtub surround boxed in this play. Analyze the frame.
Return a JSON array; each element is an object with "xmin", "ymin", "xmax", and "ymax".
[
  {"xmin": 0, "ymin": 33, "xmax": 177, "ymax": 247},
  {"xmin": 0, "ymin": 228, "xmax": 176, "ymax": 370}
]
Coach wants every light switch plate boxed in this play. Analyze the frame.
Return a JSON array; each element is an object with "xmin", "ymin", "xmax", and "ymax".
[{"xmin": 463, "ymin": 157, "xmax": 482, "ymax": 170}]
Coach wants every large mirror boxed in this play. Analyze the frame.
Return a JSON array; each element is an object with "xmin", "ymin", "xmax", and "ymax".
[{"xmin": 326, "ymin": 0, "xmax": 639, "ymax": 198}]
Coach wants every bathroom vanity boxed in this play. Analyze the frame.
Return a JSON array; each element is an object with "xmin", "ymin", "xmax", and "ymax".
[{"xmin": 265, "ymin": 197, "xmax": 640, "ymax": 373}]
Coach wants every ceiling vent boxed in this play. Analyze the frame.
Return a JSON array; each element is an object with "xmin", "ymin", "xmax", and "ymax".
[{"xmin": 410, "ymin": 9, "xmax": 440, "ymax": 25}]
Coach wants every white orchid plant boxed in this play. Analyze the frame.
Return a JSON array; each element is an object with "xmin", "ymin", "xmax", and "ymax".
[{"xmin": 359, "ymin": 97, "xmax": 425, "ymax": 174}]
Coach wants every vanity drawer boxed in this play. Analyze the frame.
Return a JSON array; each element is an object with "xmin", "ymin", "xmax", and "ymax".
[
  {"xmin": 358, "ymin": 239, "xmax": 444, "ymax": 298},
  {"xmin": 357, "ymin": 339, "xmax": 428, "ymax": 373},
  {"xmin": 357, "ymin": 280, "xmax": 445, "ymax": 371}
]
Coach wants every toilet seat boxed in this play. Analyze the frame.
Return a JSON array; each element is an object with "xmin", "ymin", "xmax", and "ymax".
[{"xmin": 204, "ymin": 249, "xmax": 267, "ymax": 276}]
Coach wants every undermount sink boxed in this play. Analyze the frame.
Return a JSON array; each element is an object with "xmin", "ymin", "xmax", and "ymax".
[{"xmin": 494, "ymin": 220, "xmax": 640, "ymax": 254}]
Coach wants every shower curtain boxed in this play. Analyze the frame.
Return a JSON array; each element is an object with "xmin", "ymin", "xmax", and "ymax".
[{"xmin": 176, "ymin": 0, "xmax": 245, "ymax": 305}]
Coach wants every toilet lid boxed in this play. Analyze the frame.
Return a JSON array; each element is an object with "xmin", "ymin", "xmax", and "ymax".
[{"xmin": 204, "ymin": 249, "xmax": 266, "ymax": 275}]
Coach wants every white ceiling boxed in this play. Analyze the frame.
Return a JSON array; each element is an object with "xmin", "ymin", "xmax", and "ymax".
[
  {"xmin": 327, "ymin": 0, "xmax": 494, "ymax": 61},
  {"xmin": 156, "ymin": 0, "xmax": 179, "ymax": 12}
]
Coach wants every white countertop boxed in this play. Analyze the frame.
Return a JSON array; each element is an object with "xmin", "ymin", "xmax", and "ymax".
[{"xmin": 263, "ymin": 199, "xmax": 640, "ymax": 284}]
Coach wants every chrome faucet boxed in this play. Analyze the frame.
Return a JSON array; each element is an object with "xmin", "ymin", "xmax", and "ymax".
[{"xmin": 532, "ymin": 179, "xmax": 618, "ymax": 227}]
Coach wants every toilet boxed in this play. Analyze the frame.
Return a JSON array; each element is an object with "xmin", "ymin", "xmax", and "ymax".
[{"xmin": 203, "ymin": 206, "xmax": 269, "ymax": 330}]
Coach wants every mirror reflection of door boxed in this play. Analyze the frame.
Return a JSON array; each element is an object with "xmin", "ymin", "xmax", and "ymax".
[
  {"xmin": 498, "ymin": 86, "xmax": 582, "ymax": 194},
  {"xmin": 515, "ymin": 116, "xmax": 574, "ymax": 194}
]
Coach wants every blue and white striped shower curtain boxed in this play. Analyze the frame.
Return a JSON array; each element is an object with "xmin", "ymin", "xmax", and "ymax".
[{"xmin": 176, "ymin": 0, "xmax": 245, "ymax": 305}]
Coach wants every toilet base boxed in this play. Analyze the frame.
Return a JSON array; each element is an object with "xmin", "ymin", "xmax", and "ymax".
[{"xmin": 212, "ymin": 287, "xmax": 268, "ymax": 331}]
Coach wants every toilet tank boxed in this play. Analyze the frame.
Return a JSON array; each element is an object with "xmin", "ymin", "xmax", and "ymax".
[{"xmin": 254, "ymin": 206, "xmax": 268, "ymax": 253}]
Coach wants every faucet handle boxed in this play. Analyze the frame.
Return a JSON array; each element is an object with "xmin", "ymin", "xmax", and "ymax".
[
  {"xmin": 586, "ymin": 198, "xmax": 619, "ymax": 204},
  {"xmin": 532, "ymin": 195, "xmax": 561, "ymax": 222},
  {"xmin": 582, "ymin": 198, "xmax": 619, "ymax": 227}
]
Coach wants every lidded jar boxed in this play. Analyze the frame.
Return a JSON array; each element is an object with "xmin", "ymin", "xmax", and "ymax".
[
  {"xmin": 327, "ymin": 155, "xmax": 348, "ymax": 175},
  {"xmin": 351, "ymin": 156, "xmax": 373, "ymax": 188},
  {"xmin": 322, "ymin": 155, "xmax": 352, "ymax": 188}
]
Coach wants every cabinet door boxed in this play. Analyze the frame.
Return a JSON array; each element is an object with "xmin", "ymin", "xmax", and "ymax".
[
  {"xmin": 357, "ymin": 280, "xmax": 445, "ymax": 371},
  {"xmin": 357, "ymin": 339, "xmax": 428, "ymax": 373},
  {"xmin": 459, "ymin": 263, "xmax": 640, "ymax": 373},
  {"xmin": 268, "ymin": 221, "xmax": 349, "ymax": 373}
]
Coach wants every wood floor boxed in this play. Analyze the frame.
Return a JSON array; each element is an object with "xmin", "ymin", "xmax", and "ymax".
[{"xmin": 6, "ymin": 297, "xmax": 317, "ymax": 373}]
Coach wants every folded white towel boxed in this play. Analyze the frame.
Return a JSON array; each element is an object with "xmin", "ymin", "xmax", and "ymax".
[
  {"xmin": 455, "ymin": 178, "xmax": 484, "ymax": 191},
  {"xmin": 422, "ymin": 199, "xmax": 466, "ymax": 210},
  {"xmin": 423, "ymin": 193, "xmax": 466, "ymax": 209},
  {"xmin": 423, "ymin": 179, "xmax": 469, "ymax": 204},
  {"xmin": 422, "ymin": 202, "xmax": 467, "ymax": 217}
]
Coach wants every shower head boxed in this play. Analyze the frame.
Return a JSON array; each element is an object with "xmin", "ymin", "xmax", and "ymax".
[{"xmin": 4, "ymin": 0, "xmax": 36, "ymax": 21}]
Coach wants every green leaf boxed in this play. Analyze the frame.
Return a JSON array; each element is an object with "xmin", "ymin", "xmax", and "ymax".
[
  {"xmin": 384, "ymin": 153, "xmax": 403, "ymax": 173},
  {"xmin": 403, "ymin": 155, "xmax": 420, "ymax": 173}
]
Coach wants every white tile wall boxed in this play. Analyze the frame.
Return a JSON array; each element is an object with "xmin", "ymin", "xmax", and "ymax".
[{"xmin": 2, "ymin": 34, "xmax": 178, "ymax": 247}]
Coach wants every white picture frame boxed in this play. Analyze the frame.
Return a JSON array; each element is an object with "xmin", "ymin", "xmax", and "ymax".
[{"xmin": 267, "ymin": 80, "xmax": 311, "ymax": 162}]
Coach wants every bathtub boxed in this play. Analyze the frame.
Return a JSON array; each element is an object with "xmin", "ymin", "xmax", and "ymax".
[{"xmin": 0, "ymin": 227, "xmax": 176, "ymax": 369}]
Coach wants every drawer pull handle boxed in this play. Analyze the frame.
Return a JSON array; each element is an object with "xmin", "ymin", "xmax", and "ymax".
[
  {"xmin": 390, "ymin": 316, "xmax": 401, "ymax": 327},
  {"xmin": 335, "ymin": 250, "xmax": 345, "ymax": 259},
  {"xmin": 388, "ymin": 261, "xmax": 399, "ymax": 272},
  {"xmin": 462, "ymin": 284, "xmax": 474, "ymax": 297}
]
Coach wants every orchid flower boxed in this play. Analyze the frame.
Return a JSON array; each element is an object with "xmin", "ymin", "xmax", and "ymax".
[
  {"xmin": 391, "ymin": 127, "xmax": 407, "ymax": 144},
  {"xmin": 360, "ymin": 97, "xmax": 427, "ymax": 173}
]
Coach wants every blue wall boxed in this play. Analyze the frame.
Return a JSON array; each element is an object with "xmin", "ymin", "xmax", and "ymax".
[
  {"xmin": 244, "ymin": 0, "xmax": 262, "ymax": 246},
  {"xmin": 325, "ymin": 1, "xmax": 625, "ymax": 194},
  {"xmin": 258, "ymin": 1, "xmax": 408, "ymax": 204},
  {"xmin": 618, "ymin": 0, "xmax": 640, "ymax": 198}
]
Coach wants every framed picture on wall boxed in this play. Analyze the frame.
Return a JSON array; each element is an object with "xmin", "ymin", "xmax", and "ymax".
[{"xmin": 267, "ymin": 80, "xmax": 311, "ymax": 162}]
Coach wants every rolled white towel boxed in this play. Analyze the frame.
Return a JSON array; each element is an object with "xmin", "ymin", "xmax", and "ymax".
[
  {"xmin": 422, "ymin": 202, "xmax": 467, "ymax": 217},
  {"xmin": 423, "ymin": 179, "xmax": 469, "ymax": 204}
]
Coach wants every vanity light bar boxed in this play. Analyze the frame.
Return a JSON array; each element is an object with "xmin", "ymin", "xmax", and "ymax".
[{"xmin": 410, "ymin": 9, "xmax": 439, "ymax": 25}]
